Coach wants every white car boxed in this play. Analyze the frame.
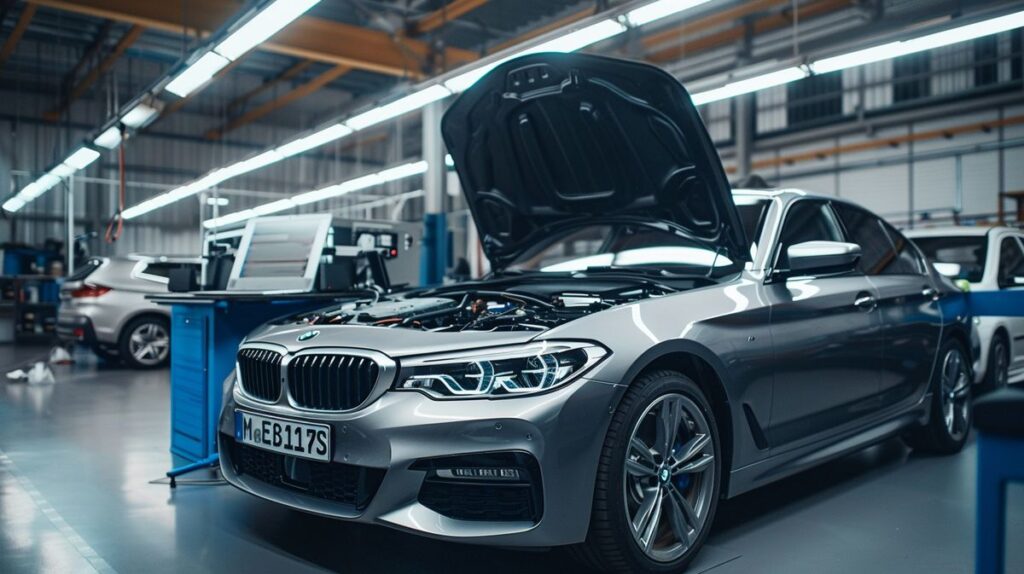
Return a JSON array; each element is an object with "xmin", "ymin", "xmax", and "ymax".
[{"xmin": 907, "ymin": 226, "xmax": 1024, "ymax": 389}]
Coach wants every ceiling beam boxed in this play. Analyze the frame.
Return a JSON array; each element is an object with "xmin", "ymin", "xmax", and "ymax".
[
  {"xmin": 60, "ymin": 19, "xmax": 113, "ymax": 91},
  {"xmin": 43, "ymin": 23, "xmax": 144, "ymax": 121},
  {"xmin": 0, "ymin": 3, "xmax": 37, "ymax": 70},
  {"xmin": 412, "ymin": 0, "xmax": 488, "ymax": 35},
  {"xmin": 204, "ymin": 64, "xmax": 351, "ymax": 141},
  {"xmin": 227, "ymin": 59, "xmax": 314, "ymax": 115},
  {"xmin": 29, "ymin": 0, "xmax": 478, "ymax": 77},
  {"xmin": 647, "ymin": 0, "xmax": 853, "ymax": 63}
]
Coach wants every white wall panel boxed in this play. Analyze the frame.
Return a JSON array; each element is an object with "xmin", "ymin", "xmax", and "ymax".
[
  {"xmin": 961, "ymin": 151, "xmax": 1001, "ymax": 217},
  {"xmin": 838, "ymin": 164, "xmax": 909, "ymax": 216},
  {"xmin": 912, "ymin": 158, "xmax": 956, "ymax": 212},
  {"xmin": 777, "ymin": 174, "xmax": 837, "ymax": 196}
]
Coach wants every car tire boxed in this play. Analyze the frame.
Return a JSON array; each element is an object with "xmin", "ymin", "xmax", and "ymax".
[
  {"xmin": 982, "ymin": 333, "xmax": 1010, "ymax": 392},
  {"xmin": 118, "ymin": 316, "xmax": 170, "ymax": 370},
  {"xmin": 905, "ymin": 339, "xmax": 972, "ymax": 455},
  {"xmin": 570, "ymin": 370, "xmax": 721, "ymax": 574}
]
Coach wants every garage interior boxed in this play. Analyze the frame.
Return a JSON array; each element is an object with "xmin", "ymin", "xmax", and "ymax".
[{"xmin": 1, "ymin": 0, "xmax": 1023, "ymax": 573}]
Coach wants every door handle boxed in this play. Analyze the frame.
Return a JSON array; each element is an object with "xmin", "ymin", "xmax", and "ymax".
[
  {"xmin": 922, "ymin": 286, "xmax": 939, "ymax": 300},
  {"xmin": 854, "ymin": 293, "xmax": 877, "ymax": 311}
]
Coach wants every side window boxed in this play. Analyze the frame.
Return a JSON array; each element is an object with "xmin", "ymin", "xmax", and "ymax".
[
  {"xmin": 776, "ymin": 200, "xmax": 843, "ymax": 269},
  {"xmin": 140, "ymin": 263, "xmax": 172, "ymax": 279},
  {"xmin": 998, "ymin": 237, "xmax": 1024, "ymax": 287},
  {"xmin": 832, "ymin": 203, "xmax": 921, "ymax": 275},
  {"xmin": 879, "ymin": 221, "xmax": 924, "ymax": 275}
]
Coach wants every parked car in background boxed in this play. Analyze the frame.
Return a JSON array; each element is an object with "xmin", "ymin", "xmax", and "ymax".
[
  {"xmin": 907, "ymin": 226, "xmax": 1024, "ymax": 390},
  {"xmin": 217, "ymin": 53, "xmax": 977, "ymax": 574},
  {"xmin": 57, "ymin": 255, "xmax": 200, "ymax": 368}
]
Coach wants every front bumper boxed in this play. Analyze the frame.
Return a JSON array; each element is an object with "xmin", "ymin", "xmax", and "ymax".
[{"xmin": 218, "ymin": 376, "xmax": 624, "ymax": 547}]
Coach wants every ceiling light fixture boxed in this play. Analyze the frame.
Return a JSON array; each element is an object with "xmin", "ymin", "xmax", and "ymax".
[{"xmin": 204, "ymin": 160, "xmax": 428, "ymax": 228}]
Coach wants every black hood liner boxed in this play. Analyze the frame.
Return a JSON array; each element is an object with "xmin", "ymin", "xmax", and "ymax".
[{"xmin": 441, "ymin": 52, "xmax": 748, "ymax": 268}]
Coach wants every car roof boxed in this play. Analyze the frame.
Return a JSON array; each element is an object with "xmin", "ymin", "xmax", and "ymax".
[{"xmin": 903, "ymin": 226, "xmax": 1012, "ymax": 238}]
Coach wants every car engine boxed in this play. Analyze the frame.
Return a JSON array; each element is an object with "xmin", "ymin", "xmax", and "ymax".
[{"xmin": 292, "ymin": 277, "xmax": 688, "ymax": 332}]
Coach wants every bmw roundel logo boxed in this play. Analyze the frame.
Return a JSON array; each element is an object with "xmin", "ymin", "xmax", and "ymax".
[{"xmin": 297, "ymin": 330, "xmax": 320, "ymax": 342}]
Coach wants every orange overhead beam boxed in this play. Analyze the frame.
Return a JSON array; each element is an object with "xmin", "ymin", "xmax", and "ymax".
[
  {"xmin": 29, "ymin": 0, "xmax": 475, "ymax": 77},
  {"xmin": 413, "ymin": 0, "xmax": 488, "ymax": 35},
  {"xmin": 0, "ymin": 4, "xmax": 37, "ymax": 70},
  {"xmin": 722, "ymin": 115, "xmax": 1024, "ymax": 174},
  {"xmin": 44, "ymin": 24, "xmax": 145, "ymax": 121},
  {"xmin": 227, "ymin": 59, "xmax": 314, "ymax": 114},
  {"xmin": 204, "ymin": 65, "xmax": 351, "ymax": 141}
]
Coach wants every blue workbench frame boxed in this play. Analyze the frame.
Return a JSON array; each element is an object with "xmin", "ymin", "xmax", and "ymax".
[{"xmin": 155, "ymin": 296, "xmax": 342, "ymax": 464}]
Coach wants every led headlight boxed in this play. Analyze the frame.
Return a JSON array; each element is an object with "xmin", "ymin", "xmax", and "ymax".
[{"xmin": 395, "ymin": 341, "xmax": 608, "ymax": 399}]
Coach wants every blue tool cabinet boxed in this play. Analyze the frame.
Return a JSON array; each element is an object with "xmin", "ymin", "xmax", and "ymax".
[{"xmin": 152, "ymin": 294, "xmax": 350, "ymax": 464}]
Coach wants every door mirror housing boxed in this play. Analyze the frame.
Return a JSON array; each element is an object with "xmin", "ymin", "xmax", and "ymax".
[{"xmin": 783, "ymin": 241, "xmax": 862, "ymax": 277}]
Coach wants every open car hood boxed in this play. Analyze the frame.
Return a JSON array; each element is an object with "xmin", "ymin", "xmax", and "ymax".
[{"xmin": 441, "ymin": 52, "xmax": 748, "ymax": 269}]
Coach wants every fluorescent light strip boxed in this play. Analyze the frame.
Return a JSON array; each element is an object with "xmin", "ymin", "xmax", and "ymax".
[
  {"xmin": 443, "ymin": 19, "xmax": 628, "ymax": 93},
  {"xmin": 93, "ymin": 126, "xmax": 122, "ymax": 149},
  {"xmin": 123, "ymin": 0, "xmax": 711, "ymax": 219},
  {"xmin": 63, "ymin": 147, "xmax": 101, "ymax": 169},
  {"xmin": 165, "ymin": 51, "xmax": 231, "ymax": 98},
  {"xmin": 215, "ymin": 0, "xmax": 321, "ymax": 60},
  {"xmin": 690, "ymin": 66, "xmax": 809, "ymax": 105},
  {"xmin": 811, "ymin": 9, "xmax": 1024, "ymax": 74},
  {"xmin": 120, "ymin": 103, "xmax": 159, "ymax": 128},
  {"xmin": 345, "ymin": 85, "xmax": 452, "ymax": 131},
  {"xmin": 626, "ymin": 0, "xmax": 715, "ymax": 26},
  {"xmin": 203, "ymin": 160, "xmax": 427, "ymax": 228}
]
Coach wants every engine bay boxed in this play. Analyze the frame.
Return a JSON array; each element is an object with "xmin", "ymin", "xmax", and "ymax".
[{"xmin": 293, "ymin": 276, "xmax": 698, "ymax": 332}]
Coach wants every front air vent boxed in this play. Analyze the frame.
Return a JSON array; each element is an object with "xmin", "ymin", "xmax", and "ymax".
[
  {"xmin": 237, "ymin": 348, "xmax": 284, "ymax": 402},
  {"xmin": 288, "ymin": 354, "xmax": 379, "ymax": 411}
]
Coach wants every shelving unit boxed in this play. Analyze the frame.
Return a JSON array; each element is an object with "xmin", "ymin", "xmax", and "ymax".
[{"xmin": 0, "ymin": 276, "xmax": 60, "ymax": 344}]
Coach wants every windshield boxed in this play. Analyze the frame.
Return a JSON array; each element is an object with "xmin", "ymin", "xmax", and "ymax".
[
  {"xmin": 505, "ymin": 223, "xmax": 733, "ymax": 274},
  {"xmin": 911, "ymin": 235, "xmax": 987, "ymax": 282}
]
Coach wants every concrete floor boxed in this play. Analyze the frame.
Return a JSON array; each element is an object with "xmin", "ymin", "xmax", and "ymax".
[{"xmin": 0, "ymin": 344, "xmax": 1020, "ymax": 574}]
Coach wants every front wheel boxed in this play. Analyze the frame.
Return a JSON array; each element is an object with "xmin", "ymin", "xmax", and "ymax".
[
  {"xmin": 906, "ymin": 339, "xmax": 972, "ymax": 455},
  {"xmin": 571, "ymin": 370, "xmax": 721, "ymax": 573}
]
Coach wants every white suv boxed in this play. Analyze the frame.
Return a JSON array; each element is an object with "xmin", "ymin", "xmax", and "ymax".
[
  {"xmin": 57, "ymin": 255, "xmax": 199, "ymax": 368},
  {"xmin": 908, "ymin": 226, "xmax": 1024, "ymax": 389}
]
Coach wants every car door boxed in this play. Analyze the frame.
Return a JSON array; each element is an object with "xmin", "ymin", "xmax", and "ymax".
[
  {"xmin": 995, "ymin": 235, "xmax": 1024, "ymax": 372},
  {"xmin": 832, "ymin": 203, "xmax": 942, "ymax": 406},
  {"xmin": 765, "ymin": 199, "xmax": 884, "ymax": 451}
]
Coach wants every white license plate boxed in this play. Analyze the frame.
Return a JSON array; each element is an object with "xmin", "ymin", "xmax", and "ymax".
[{"xmin": 234, "ymin": 410, "xmax": 331, "ymax": 462}]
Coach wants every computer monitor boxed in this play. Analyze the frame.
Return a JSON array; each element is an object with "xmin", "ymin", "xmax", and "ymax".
[{"xmin": 227, "ymin": 214, "xmax": 332, "ymax": 292}]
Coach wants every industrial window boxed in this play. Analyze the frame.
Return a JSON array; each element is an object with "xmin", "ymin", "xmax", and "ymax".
[
  {"xmin": 1013, "ymin": 31, "xmax": 1023, "ymax": 81},
  {"xmin": 975, "ymin": 36, "xmax": 999, "ymax": 87},
  {"xmin": 893, "ymin": 52, "xmax": 931, "ymax": 102},
  {"xmin": 785, "ymin": 73, "xmax": 842, "ymax": 127}
]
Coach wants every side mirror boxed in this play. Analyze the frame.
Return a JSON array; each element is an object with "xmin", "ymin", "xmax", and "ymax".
[{"xmin": 785, "ymin": 241, "xmax": 861, "ymax": 276}]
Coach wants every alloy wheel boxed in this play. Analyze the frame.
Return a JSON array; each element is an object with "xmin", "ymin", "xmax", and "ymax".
[
  {"xmin": 940, "ymin": 347, "xmax": 971, "ymax": 441},
  {"xmin": 129, "ymin": 322, "xmax": 170, "ymax": 366},
  {"xmin": 623, "ymin": 393, "xmax": 716, "ymax": 563}
]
